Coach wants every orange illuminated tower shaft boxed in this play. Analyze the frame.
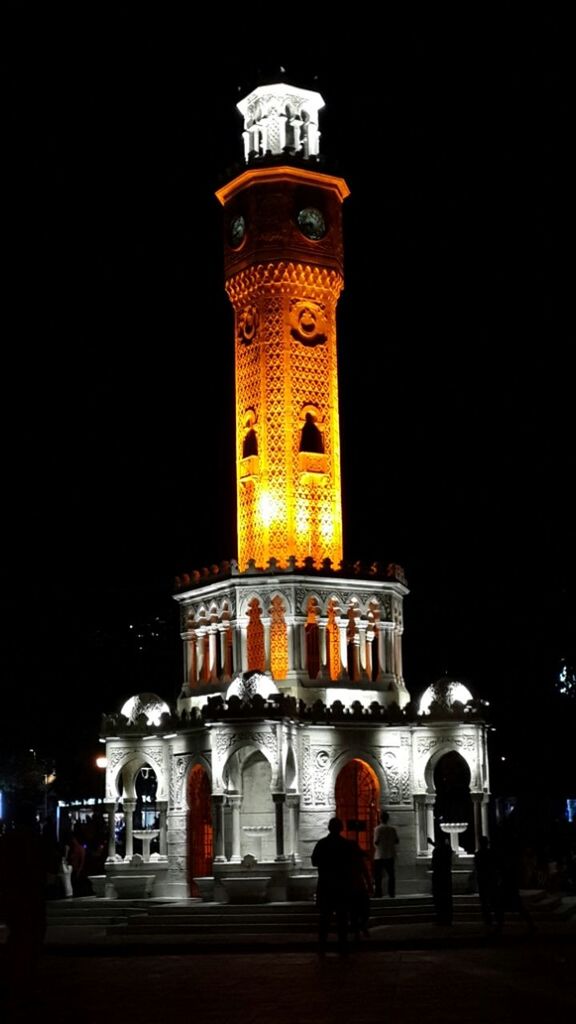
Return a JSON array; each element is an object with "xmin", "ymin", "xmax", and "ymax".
[{"xmin": 216, "ymin": 164, "xmax": 350, "ymax": 570}]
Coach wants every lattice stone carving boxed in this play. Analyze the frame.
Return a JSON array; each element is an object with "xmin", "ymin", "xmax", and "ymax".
[{"xmin": 229, "ymin": 259, "xmax": 344, "ymax": 569}]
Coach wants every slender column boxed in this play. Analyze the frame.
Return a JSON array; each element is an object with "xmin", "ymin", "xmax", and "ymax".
[
  {"xmin": 195, "ymin": 631, "xmax": 205, "ymax": 681},
  {"xmin": 273, "ymin": 794, "xmax": 287, "ymax": 861},
  {"xmin": 187, "ymin": 637, "xmax": 197, "ymax": 686},
  {"xmin": 317, "ymin": 620, "xmax": 328, "ymax": 679},
  {"xmin": 395, "ymin": 628, "xmax": 404, "ymax": 679},
  {"xmin": 481, "ymin": 797, "xmax": 490, "ymax": 838},
  {"xmin": 123, "ymin": 799, "xmax": 136, "ymax": 861},
  {"xmin": 360, "ymin": 622, "xmax": 368, "ymax": 679},
  {"xmin": 285, "ymin": 617, "xmax": 296, "ymax": 672},
  {"xmin": 157, "ymin": 801, "xmax": 168, "ymax": 857},
  {"xmin": 229, "ymin": 796, "xmax": 242, "ymax": 863},
  {"xmin": 240, "ymin": 621, "xmax": 248, "ymax": 671},
  {"xmin": 471, "ymin": 793, "xmax": 483, "ymax": 848},
  {"xmin": 221, "ymin": 624, "xmax": 232, "ymax": 681},
  {"xmin": 299, "ymin": 623, "xmax": 307, "ymax": 671},
  {"xmin": 337, "ymin": 621, "xmax": 348, "ymax": 679},
  {"xmin": 208, "ymin": 628, "xmax": 218, "ymax": 680},
  {"xmin": 286, "ymin": 796, "xmax": 300, "ymax": 862},
  {"xmin": 425, "ymin": 795, "xmax": 435, "ymax": 849},
  {"xmin": 385, "ymin": 631, "xmax": 394, "ymax": 677},
  {"xmin": 105, "ymin": 802, "xmax": 116, "ymax": 860},
  {"xmin": 358, "ymin": 625, "xmax": 369, "ymax": 680},
  {"xmin": 376, "ymin": 623, "xmax": 386, "ymax": 678},
  {"xmin": 350, "ymin": 636, "xmax": 361, "ymax": 682},
  {"xmin": 262, "ymin": 616, "xmax": 271, "ymax": 672},
  {"xmin": 212, "ymin": 795, "xmax": 227, "ymax": 862}
]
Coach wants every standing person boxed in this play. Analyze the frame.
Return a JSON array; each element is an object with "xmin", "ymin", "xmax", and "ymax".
[
  {"xmin": 373, "ymin": 811, "xmax": 399, "ymax": 898},
  {"xmin": 474, "ymin": 835, "xmax": 498, "ymax": 927},
  {"xmin": 66, "ymin": 829, "xmax": 86, "ymax": 897},
  {"xmin": 0, "ymin": 802, "xmax": 48, "ymax": 1015},
  {"xmin": 311, "ymin": 817, "xmax": 355, "ymax": 954},
  {"xmin": 431, "ymin": 833, "xmax": 453, "ymax": 925}
]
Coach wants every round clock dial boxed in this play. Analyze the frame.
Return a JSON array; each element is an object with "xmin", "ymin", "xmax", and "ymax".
[
  {"xmin": 229, "ymin": 214, "xmax": 246, "ymax": 248},
  {"xmin": 297, "ymin": 207, "xmax": 326, "ymax": 240}
]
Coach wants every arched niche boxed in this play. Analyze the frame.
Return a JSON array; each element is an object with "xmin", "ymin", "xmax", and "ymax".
[
  {"xmin": 186, "ymin": 763, "xmax": 213, "ymax": 894},
  {"xmin": 237, "ymin": 748, "xmax": 275, "ymax": 862},
  {"xmin": 335, "ymin": 758, "xmax": 381, "ymax": 860},
  {"xmin": 433, "ymin": 750, "xmax": 474, "ymax": 853}
]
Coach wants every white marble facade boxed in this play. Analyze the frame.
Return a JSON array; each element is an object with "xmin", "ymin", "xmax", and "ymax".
[{"xmin": 101, "ymin": 565, "xmax": 490, "ymax": 899}]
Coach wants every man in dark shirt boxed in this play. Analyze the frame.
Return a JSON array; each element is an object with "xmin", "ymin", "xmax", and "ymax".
[{"xmin": 311, "ymin": 817, "xmax": 355, "ymax": 953}]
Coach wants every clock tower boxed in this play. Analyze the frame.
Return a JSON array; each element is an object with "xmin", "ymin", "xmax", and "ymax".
[
  {"xmin": 101, "ymin": 81, "xmax": 491, "ymax": 904},
  {"xmin": 216, "ymin": 83, "xmax": 349, "ymax": 570}
]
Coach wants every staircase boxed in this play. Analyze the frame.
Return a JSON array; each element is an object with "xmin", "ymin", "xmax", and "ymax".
[{"xmin": 42, "ymin": 889, "xmax": 576, "ymax": 948}]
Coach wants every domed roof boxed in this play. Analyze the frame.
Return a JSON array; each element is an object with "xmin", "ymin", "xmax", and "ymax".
[
  {"xmin": 120, "ymin": 693, "xmax": 170, "ymax": 726},
  {"xmin": 418, "ymin": 677, "xmax": 474, "ymax": 715},
  {"xmin": 225, "ymin": 671, "xmax": 279, "ymax": 702}
]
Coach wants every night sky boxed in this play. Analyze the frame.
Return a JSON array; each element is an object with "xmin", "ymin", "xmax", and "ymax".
[{"xmin": 2, "ymin": 10, "xmax": 573, "ymax": 802}]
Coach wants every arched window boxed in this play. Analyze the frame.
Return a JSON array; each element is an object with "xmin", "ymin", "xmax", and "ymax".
[
  {"xmin": 326, "ymin": 599, "xmax": 341, "ymax": 681},
  {"xmin": 270, "ymin": 596, "xmax": 288, "ymax": 680},
  {"xmin": 299, "ymin": 412, "xmax": 324, "ymax": 453},
  {"xmin": 247, "ymin": 598, "xmax": 265, "ymax": 671},
  {"xmin": 242, "ymin": 428, "xmax": 258, "ymax": 458}
]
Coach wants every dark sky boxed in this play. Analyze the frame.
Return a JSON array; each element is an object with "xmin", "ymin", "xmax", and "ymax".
[{"xmin": 2, "ymin": 9, "xmax": 573, "ymax": 798}]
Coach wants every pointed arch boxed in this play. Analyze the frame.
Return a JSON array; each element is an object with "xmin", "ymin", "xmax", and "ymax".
[
  {"xmin": 246, "ymin": 596, "xmax": 265, "ymax": 671},
  {"xmin": 187, "ymin": 763, "xmax": 213, "ymax": 893},
  {"xmin": 326, "ymin": 598, "xmax": 341, "ymax": 681},
  {"xmin": 270, "ymin": 594, "xmax": 288, "ymax": 680}
]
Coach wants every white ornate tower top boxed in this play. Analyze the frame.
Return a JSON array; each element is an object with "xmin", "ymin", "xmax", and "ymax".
[{"xmin": 237, "ymin": 83, "xmax": 324, "ymax": 161}]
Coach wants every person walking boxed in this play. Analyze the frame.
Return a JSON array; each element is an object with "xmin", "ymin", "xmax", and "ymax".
[
  {"xmin": 373, "ymin": 811, "xmax": 399, "ymax": 898},
  {"xmin": 312, "ymin": 817, "xmax": 355, "ymax": 954}
]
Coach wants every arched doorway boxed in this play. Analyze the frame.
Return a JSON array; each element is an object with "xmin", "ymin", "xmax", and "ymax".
[
  {"xmin": 335, "ymin": 759, "xmax": 380, "ymax": 859},
  {"xmin": 433, "ymin": 751, "xmax": 474, "ymax": 852},
  {"xmin": 187, "ymin": 765, "xmax": 213, "ymax": 895}
]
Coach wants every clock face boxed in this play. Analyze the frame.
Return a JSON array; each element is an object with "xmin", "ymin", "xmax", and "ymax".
[
  {"xmin": 297, "ymin": 207, "xmax": 326, "ymax": 240},
  {"xmin": 229, "ymin": 214, "xmax": 246, "ymax": 248}
]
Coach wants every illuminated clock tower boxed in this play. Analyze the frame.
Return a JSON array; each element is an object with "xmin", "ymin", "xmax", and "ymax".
[
  {"xmin": 216, "ymin": 84, "xmax": 349, "ymax": 570},
  {"xmin": 101, "ymin": 82, "xmax": 491, "ymax": 902}
]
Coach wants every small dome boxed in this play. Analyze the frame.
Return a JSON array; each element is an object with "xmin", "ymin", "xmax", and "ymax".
[
  {"xmin": 120, "ymin": 693, "xmax": 170, "ymax": 726},
  {"xmin": 225, "ymin": 671, "xmax": 279, "ymax": 702},
  {"xmin": 419, "ymin": 677, "xmax": 474, "ymax": 715}
]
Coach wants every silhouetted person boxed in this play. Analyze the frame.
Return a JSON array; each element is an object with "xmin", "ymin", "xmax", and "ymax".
[
  {"xmin": 430, "ymin": 833, "xmax": 453, "ymax": 925},
  {"xmin": 66, "ymin": 828, "xmax": 87, "ymax": 897},
  {"xmin": 373, "ymin": 811, "xmax": 399, "ymax": 897},
  {"xmin": 0, "ymin": 803, "xmax": 47, "ymax": 1014},
  {"xmin": 493, "ymin": 831, "xmax": 534, "ymax": 933},
  {"xmin": 311, "ymin": 817, "xmax": 355, "ymax": 953},
  {"xmin": 474, "ymin": 835, "xmax": 499, "ymax": 926}
]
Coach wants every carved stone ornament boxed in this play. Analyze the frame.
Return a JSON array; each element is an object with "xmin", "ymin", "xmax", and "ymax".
[
  {"xmin": 170, "ymin": 754, "xmax": 197, "ymax": 808},
  {"xmin": 312, "ymin": 747, "xmax": 332, "ymax": 805},
  {"xmin": 377, "ymin": 750, "xmax": 401, "ymax": 804},
  {"xmin": 237, "ymin": 305, "xmax": 259, "ymax": 344},
  {"xmin": 416, "ymin": 734, "xmax": 476, "ymax": 756},
  {"xmin": 107, "ymin": 747, "xmax": 136, "ymax": 774},
  {"xmin": 289, "ymin": 299, "xmax": 327, "ymax": 346},
  {"xmin": 302, "ymin": 736, "xmax": 313, "ymax": 805},
  {"xmin": 214, "ymin": 729, "xmax": 278, "ymax": 763}
]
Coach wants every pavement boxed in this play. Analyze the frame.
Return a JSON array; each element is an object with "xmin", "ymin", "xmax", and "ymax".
[{"xmin": 1, "ymin": 894, "xmax": 576, "ymax": 1023}]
